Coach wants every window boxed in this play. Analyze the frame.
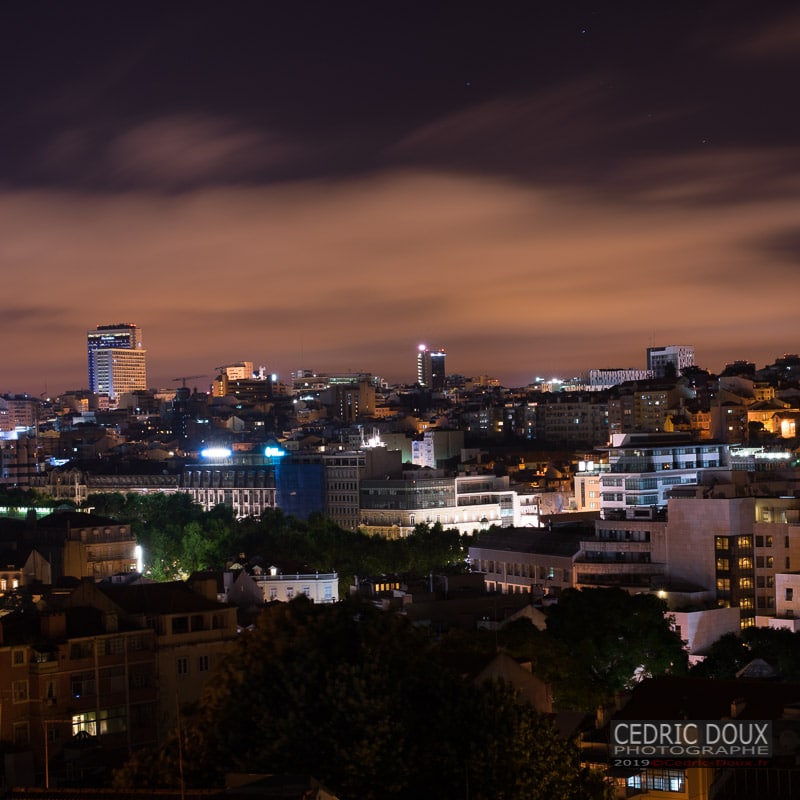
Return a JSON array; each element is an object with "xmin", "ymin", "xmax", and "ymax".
[
  {"xmin": 13, "ymin": 722, "xmax": 30, "ymax": 747},
  {"xmin": 12, "ymin": 648, "xmax": 25, "ymax": 666},
  {"xmin": 70, "ymin": 641, "xmax": 94, "ymax": 660},
  {"xmin": 104, "ymin": 637, "xmax": 124, "ymax": 655},
  {"xmin": 12, "ymin": 680, "xmax": 28, "ymax": 703},
  {"xmin": 198, "ymin": 655, "xmax": 209, "ymax": 672},
  {"xmin": 627, "ymin": 769, "xmax": 685, "ymax": 793},
  {"xmin": 786, "ymin": 588, "xmax": 794, "ymax": 602},
  {"xmin": 131, "ymin": 672, "xmax": 150, "ymax": 690},
  {"xmin": 171, "ymin": 616, "xmax": 189, "ymax": 635},
  {"xmin": 71, "ymin": 673, "xmax": 96, "ymax": 699},
  {"xmin": 72, "ymin": 707, "xmax": 126, "ymax": 737},
  {"xmin": 715, "ymin": 537, "xmax": 729, "ymax": 551},
  {"xmin": 177, "ymin": 657, "xmax": 189, "ymax": 676}
]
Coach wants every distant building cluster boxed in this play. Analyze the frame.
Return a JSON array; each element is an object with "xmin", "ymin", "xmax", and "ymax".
[{"xmin": 2, "ymin": 329, "xmax": 800, "ymax": 792}]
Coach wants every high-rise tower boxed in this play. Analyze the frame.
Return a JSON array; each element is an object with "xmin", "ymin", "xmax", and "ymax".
[
  {"xmin": 87, "ymin": 323, "xmax": 147, "ymax": 398},
  {"xmin": 416, "ymin": 344, "xmax": 446, "ymax": 391}
]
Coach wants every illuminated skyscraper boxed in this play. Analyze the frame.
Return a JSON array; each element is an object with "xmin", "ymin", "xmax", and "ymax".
[
  {"xmin": 87, "ymin": 323, "xmax": 147, "ymax": 398},
  {"xmin": 416, "ymin": 344, "xmax": 446, "ymax": 391}
]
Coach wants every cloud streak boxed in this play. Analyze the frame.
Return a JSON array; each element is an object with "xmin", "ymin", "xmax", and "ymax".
[{"xmin": 2, "ymin": 149, "xmax": 799, "ymax": 394}]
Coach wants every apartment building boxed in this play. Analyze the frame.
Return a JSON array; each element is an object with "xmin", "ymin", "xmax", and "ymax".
[
  {"xmin": 360, "ymin": 472, "xmax": 516, "ymax": 537},
  {"xmin": 0, "ymin": 606, "xmax": 158, "ymax": 786},
  {"xmin": 64, "ymin": 581, "xmax": 239, "ymax": 741},
  {"xmin": 597, "ymin": 433, "xmax": 728, "ymax": 520}
]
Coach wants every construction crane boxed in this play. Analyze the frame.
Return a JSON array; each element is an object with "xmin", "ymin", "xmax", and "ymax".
[{"xmin": 173, "ymin": 375, "xmax": 206, "ymax": 388}]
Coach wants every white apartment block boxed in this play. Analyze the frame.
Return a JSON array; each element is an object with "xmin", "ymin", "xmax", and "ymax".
[
  {"xmin": 360, "ymin": 473, "xmax": 516, "ymax": 538},
  {"xmin": 646, "ymin": 344, "xmax": 695, "ymax": 378},
  {"xmin": 585, "ymin": 368, "xmax": 654, "ymax": 389},
  {"xmin": 598, "ymin": 433, "xmax": 728, "ymax": 520}
]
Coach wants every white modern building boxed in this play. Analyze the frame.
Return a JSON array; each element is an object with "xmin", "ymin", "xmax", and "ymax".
[
  {"xmin": 646, "ymin": 344, "xmax": 695, "ymax": 378},
  {"xmin": 360, "ymin": 472, "xmax": 516, "ymax": 538},
  {"xmin": 597, "ymin": 433, "xmax": 729, "ymax": 519}
]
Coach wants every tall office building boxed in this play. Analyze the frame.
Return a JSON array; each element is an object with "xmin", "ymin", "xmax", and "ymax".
[
  {"xmin": 646, "ymin": 344, "xmax": 695, "ymax": 379},
  {"xmin": 87, "ymin": 323, "xmax": 147, "ymax": 398},
  {"xmin": 416, "ymin": 344, "xmax": 446, "ymax": 391}
]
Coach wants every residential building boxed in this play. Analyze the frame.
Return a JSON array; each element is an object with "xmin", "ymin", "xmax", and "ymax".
[
  {"xmin": 0, "ymin": 395, "xmax": 40, "ymax": 432},
  {"xmin": 231, "ymin": 564, "xmax": 339, "ymax": 605},
  {"xmin": 573, "ymin": 517, "xmax": 668, "ymax": 591},
  {"xmin": 0, "ymin": 431, "xmax": 41, "ymax": 487},
  {"xmin": 30, "ymin": 511, "xmax": 138, "ymax": 582},
  {"xmin": 411, "ymin": 429, "xmax": 464, "ymax": 468},
  {"xmin": 534, "ymin": 392, "xmax": 610, "ymax": 446},
  {"xmin": 64, "ymin": 580, "xmax": 239, "ymax": 741},
  {"xmin": 0, "ymin": 605, "xmax": 158, "ymax": 786},
  {"xmin": 320, "ymin": 379, "xmax": 376, "ymax": 422},
  {"xmin": 0, "ymin": 546, "xmax": 51, "ymax": 593},
  {"xmin": 468, "ymin": 526, "xmax": 585, "ymax": 597},
  {"xmin": 360, "ymin": 472, "xmax": 516, "ymax": 537},
  {"xmin": 597, "ymin": 432, "xmax": 729, "ymax": 520},
  {"xmin": 584, "ymin": 368, "xmax": 653, "ymax": 389}
]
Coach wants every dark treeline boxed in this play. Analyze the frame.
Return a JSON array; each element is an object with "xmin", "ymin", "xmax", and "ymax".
[
  {"xmin": 86, "ymin": 492, "xmax": 469, "ymax": 583},
  {"xmin": 113, "ymin": 596, "xmax": 614, "ymax": 800}
]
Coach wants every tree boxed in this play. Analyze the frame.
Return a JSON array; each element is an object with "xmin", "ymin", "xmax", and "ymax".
[
  {"xmin": 691, "ymin": 627, "xmax": 800, "ymax": 680},
  {"xmin": 115, "ymin": 597, "xmax": 612, "ymax": 799},
  {"xmin": 541, "ymin": 588, "xmax": 687, "ymax": 710}
]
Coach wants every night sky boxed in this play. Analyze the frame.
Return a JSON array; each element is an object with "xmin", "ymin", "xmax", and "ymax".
[{"xmin": 3, "ymin": 1, "xmax": 799, "ymax": 394}]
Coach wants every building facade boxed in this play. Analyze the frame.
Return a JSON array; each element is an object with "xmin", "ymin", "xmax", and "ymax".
[
  {"xmin": 646, "ymin": 344, "xmax": 695, "ymax": 378},
  {"xmin": 416, "ymin": 345, "xmax": 446, "ymax": 391},
  {"xmin": 87, "ymin": 323, "xmax": 146, "ymax": 399}
]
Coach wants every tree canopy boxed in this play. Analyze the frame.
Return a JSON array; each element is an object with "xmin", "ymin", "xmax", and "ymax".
[
  {"xmin": 114, "ymin": 597, "xmax": 612, "ymax": 800},
  {"xmin": 489, "ymin": 588, "xmax": 688, "ymax": 712},
  {"xmin": 84, "ymin": 493, "xmax": 470, "ymax": 584},
  {"xmin": 690, "ymin": 626, "xmax": 800, "ymax": 680}
]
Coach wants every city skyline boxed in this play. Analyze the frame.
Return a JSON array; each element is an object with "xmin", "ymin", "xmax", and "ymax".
[{"xmin": 2, "ymin": 3, "xmax": 800, "ymax": 393}]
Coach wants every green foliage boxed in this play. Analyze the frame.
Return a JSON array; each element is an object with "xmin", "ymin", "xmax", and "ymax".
[
  {"xmin": 115, "ymin": 598, "xmax": 611, "ymax": 800},
  {"xmin": 0, "ymin": 486, "xmax": 55, "ymax": 511},
  {"xmin": 691, "ymin": 627, "xmax": 800, "ymax": 680},
  {"xmin": 85, "ymin": 493, "xmax": 470, "ymax": 583},
  {"xmin": 494, "ymin": 589, "xmax": 687, "ymax": 712}
]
